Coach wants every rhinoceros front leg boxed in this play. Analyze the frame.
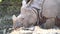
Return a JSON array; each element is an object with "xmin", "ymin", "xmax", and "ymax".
[{"xmin": 43, "ymin": 18, "xmax": 55, "ymax": 29}]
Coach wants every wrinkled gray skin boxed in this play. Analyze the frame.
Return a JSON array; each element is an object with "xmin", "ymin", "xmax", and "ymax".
[{"xmin": 41, "ymin": 0, "xmax": 60, "ymax": 29}]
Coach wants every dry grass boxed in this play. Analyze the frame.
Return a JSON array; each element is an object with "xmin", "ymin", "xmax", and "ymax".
[{"xmin": 10, "ymin": 26, "xmax": 60, "ymax": 34}]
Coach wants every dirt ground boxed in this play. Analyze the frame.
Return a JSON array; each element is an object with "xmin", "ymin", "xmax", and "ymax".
[{"xmin": 10, "ymin": 26, "xmax": 60, "ymax": 34}]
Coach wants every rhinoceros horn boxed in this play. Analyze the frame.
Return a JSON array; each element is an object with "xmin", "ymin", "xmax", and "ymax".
[{"xmin": 12, "ymin": 15, "xmax": 17, "ymax": 23}]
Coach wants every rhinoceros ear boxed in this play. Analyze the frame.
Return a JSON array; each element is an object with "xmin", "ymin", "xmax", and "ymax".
[{"xmin": 12, "ymin": 15, "xmax": 17, "ymax": 23}]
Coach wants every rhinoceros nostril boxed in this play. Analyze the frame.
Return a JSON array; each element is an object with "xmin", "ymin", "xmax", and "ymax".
[{"xmin": 13, "ymin": 21, "xmax": 23, "ymax": 29}]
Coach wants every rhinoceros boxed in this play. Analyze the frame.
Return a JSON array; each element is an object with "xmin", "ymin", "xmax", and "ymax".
[
  {"xmin": 39, "ymin": 0, "xmax": 60, "ymax": 29},
  {"xmin": 12, "ymin": 0, "xmax": 60, "ymax": 29}
]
